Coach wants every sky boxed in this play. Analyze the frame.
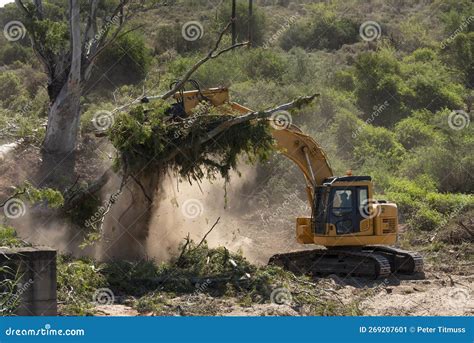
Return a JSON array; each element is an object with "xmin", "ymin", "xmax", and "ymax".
[{"xmin": 0, "ymin": 0, "xmax": 13, "ymax": 8}]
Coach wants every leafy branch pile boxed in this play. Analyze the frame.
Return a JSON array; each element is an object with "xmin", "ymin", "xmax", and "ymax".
[{"xmin": 109, "ymin": 100, "xmax": 274, "ymax": 181}]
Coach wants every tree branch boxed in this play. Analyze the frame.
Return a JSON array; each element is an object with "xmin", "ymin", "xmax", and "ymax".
[
  {"xmin": 154, "ymin": 21, "xmax": 248, "ymax": 101},
  {"xmin": 195, "ymin": 217, "xmax": 220, "ymax": 249},
  {"xmin": 162, "ymin": 94, "xmax": 319, "ymax": 163},
  {"xmin": 14, "ymin": 0, "xmax": 30, "ymax": 16}
]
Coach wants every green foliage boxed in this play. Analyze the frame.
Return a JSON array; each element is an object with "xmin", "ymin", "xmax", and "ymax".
[
  {"xmin": 394, "ymin": 112, "xmax": 440, "ymax": 150},
  {"xmin": 12, "ymin": 181, "xmax": 64, "ymax": 208},
  {"xmin": 351, "ymin": 47, "xmax": 465, "ymax": 126},
  {"xmin": 436, "ymin": 0, "xmax": 474, "ymax": 34},
  {"xmin": 153, "ymin": 23, "xmax": 210, "ymax": 55},
  {"xmin": 385, "ymin": 176, "xmax": 474, "ymax": 230},
  {"xmin": 442, "ymin": 32, "xmax": 474, "ymax": 88},
  {"xmin": 91, "ymin": 31, "xmax": 152, "ymax": 90},
  {"xmin": 109, "ymin": 101, "xmax": 273, "ymax": 181},
  {"xmin": 0, "ymin": 226, "xmax": 28, "ymax": 248},
  {"xmin": 280, "ymin": 5, "xmax": 359, "ymax": 51},
  {"xmin": 242, "ymin": 48, "xmax": 287, "ymax": 80},
  {"xmin": 0, "ymin": 44, "xmax": 32, "ymax": 65},
  {"xmin": 57, "ymin": 255, "xmax": 107, "ymax": 315},
  {"xmin": 0, "ymin": 72, "xmax": 27, "ymax": 109},
  {"xmin": 0, "ymin": 265, "xmax": 21, "ymax": 316}
]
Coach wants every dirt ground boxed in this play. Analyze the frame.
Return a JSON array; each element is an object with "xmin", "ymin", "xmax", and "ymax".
[{"xmin": 94, "ymin": 268, "xmax": 473, "ymax": 317}]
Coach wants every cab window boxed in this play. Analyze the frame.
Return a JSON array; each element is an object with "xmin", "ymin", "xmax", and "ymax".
[{"xmin": 332, "ymin": 190, "xmax": 353, "ymax": 208}]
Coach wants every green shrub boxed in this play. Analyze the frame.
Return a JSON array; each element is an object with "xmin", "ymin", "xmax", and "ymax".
[
  {"xmin": 408, "ymin": 206, "xmax": 443, "ymax": 231},
  {"xmin": 0, "ymin": 44, "xmax": 32, "ymax": 65},
  {"xmin": 442, "ymin": 32, "xmax": 474, "ymax": 88},
  {"xmin": 57, "ymin": 255, "xmax": 107, "ymax": 315},
  {"xmin": 395, "ymin": 115, "xmax": 439, "ymax": 150},
  {"xmin": 0, "ymin": 72, "xmax": 27, "ymax": 108},
  {"xmin": 90, "ymin": 31, "xmax": 152, "ymax": 90},
  {"xmin": 351, "ymin": 47, "xmax": 466, "ymax": 126},
  {"xmin": 242, "ymin": 48, "xmax": 287, "ymax": 80},
  {"xmin": 279, "ymin": 6, "xmax": 359, "ymax": 51},
  {"xmin": 0, "ymin": 226, "xmax": 28, "ymax": 248}
]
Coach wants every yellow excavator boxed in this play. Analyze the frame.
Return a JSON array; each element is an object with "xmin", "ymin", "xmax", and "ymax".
[{"xmin": 165, "ymin": 85, "xmax": 423, "ymax": 279}]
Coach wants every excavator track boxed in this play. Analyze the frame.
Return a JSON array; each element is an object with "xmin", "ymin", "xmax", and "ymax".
[
  {"xmin": 362, "ymin": 246, "xmax": 424, "ymax": 274},
  {"xmin": 269, "ymin": 246, "xmax": 423, "ymax": 279},
  {"xmin": 269, "ymin": 248, "xmax": 392, "ymax": 279}
]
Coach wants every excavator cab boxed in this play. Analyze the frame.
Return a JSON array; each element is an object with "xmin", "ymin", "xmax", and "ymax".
[{"xmin": 307, "ymin": 176, "xmax": 398, "ymax": 246}]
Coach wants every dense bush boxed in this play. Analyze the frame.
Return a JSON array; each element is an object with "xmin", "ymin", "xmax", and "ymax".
[
  {"xmin": 279, "ymin": 6, "xmax": 359, "ymax": 51},
  {"xmin": 351, "ymin": 47, "xmax": 465, "ymax": 126},
  {"xmin": 89, "ymin": 31, "xmax": 152, "ymax": 91}
]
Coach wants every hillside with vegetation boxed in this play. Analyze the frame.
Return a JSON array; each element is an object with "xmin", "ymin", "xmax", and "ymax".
[{"xmin": 0, "ymin": 0, "xmax": 472, "ymax": 316}]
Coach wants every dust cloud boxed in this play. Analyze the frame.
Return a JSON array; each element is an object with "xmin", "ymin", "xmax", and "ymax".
[{"xmin": 146, "ymin": 165, "xmax": 261, "ymax": 263}]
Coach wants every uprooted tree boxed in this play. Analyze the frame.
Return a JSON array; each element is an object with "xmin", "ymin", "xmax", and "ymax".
[{"xmin": 96, "ymin": 93, "xmax": 318, "ymax": 259}]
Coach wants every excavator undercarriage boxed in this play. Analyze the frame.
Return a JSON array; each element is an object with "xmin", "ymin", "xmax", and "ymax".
[{"xmin": 269, "ymin": 246, "xmax": 423, "ymax": 279}]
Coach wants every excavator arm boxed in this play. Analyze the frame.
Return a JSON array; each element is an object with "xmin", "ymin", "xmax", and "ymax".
[{"xmin": 269, "ymin": 123, "xmax": 333, "ymax": 204}]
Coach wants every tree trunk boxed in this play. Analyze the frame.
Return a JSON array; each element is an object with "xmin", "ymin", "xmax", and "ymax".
[
  {"xmin": 39, "ymin": 85, "xmax": 81, "ymax": 188},
  {"xmin": 39, "ymin": 0, "xmax": 82, "ymax": 189},
  {"xmin": 100, "ymin": 171, "xmax": 163, "ymax": 260}
]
